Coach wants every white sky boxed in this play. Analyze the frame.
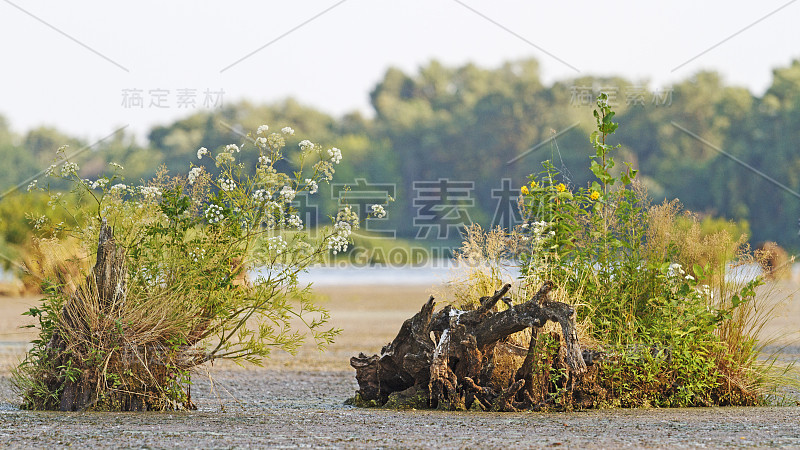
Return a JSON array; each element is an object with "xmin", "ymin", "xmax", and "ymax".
[{"xmin": 1, "ymin": 0, "xmax": 798, "ymax": 142}]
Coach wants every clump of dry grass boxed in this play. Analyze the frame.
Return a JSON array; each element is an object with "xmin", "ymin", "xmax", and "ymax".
[
  {"xmin": 644, "ymin": 199, "xmax": 798, "ymax": 402},
  {"xmin": 436, "ymin": 224, "xmax": 518, "ymax": 310}
]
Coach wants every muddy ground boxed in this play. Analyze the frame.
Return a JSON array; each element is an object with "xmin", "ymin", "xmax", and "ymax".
[{"xmin": 1, "ymin": 283, "xmax": 800, "ymax": 448}]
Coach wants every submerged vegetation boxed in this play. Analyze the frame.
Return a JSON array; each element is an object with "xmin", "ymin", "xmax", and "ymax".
[{"xmin": 13, "ymin": 127, "xmax": 388, "ymax": 410}]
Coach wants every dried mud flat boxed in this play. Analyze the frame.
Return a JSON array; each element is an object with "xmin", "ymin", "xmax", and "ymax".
[{"xmin": 2, "ymin": 283, "xmax": 800, "ymax": 448}]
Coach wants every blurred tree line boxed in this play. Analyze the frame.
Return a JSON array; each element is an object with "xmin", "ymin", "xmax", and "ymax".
[{"xmin": 1, "ymin": 58, "xmax": 799, "ymax": 267}]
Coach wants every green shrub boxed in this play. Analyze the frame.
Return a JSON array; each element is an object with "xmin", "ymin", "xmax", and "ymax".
[
  {"xmin": 511, "ymin": 93, "xmax": 784, "ymax": 407},
  {"xmin": 14, "ymin": 128, "xmax": 387, "ymax": 410}
]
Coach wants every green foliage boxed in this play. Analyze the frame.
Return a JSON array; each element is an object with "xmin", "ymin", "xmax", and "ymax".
[
  {"xmin": 14, "ymin": 127, "xmax": 389, "ymax": 410},
  {"xmin": 517, "ymin": 94, "xmax": 770, "ymax": 407}
]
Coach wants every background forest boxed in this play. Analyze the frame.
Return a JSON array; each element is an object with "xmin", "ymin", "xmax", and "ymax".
[{"xmin": 2, "ymin": 57, "xmax": 799, "ymax": 267}]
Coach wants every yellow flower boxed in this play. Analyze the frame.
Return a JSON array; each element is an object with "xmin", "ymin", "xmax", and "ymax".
[
  {"xmin": 520, "ymin": 186, "xmax": 530, "ymax": 195},
  {"xmin": 529, "ymin": 180, "xmax": 538, "ymax": 189},
  {"xmin": 590, "ymin": 190, "xmax": 600, "ymax": 200},
  {"xmin": 556, "ymin": 183, "xmax": 567, "ymax": 193}
]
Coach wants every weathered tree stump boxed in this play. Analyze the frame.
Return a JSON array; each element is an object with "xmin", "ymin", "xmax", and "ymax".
[
  {"xmin": 350, "ymin": 281, "xmax": 589, "ymax": 411},
  {"xmin": 42, "ymin": 219, "xmax": 195, "ymax": 411}
]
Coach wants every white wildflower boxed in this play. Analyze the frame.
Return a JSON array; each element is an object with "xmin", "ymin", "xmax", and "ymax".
[
  {"xmin": 327, "ymin": 147, "xmax": 342, "ymax": 164},
  {"xmin": 252, "ymin": 189, "xmax": 270, "ymax": 202},
  {"xmin": 299, "ymin": 140, "xmax": 314, "ymax": 151},
  {"xmin": 281, "ymin": 126, "xmax": 295, "ymax": 136},
  {"xmin": 370, "ymin": 204, "xmax": 387, "ymax": 219},
  {"xmin": 91, "ymin": 178, "xmax": 109, "ymax": 189},
  {"xmin": 225, "ymin": 144, "xmax": 240, "ymax": 153},
  {"xmin": 205, "ymin": 204, "xmax": 224, "ymax": 224},
  {"xmin": 668, "ymin": 263, "xmax": 685, "ymax": 278},
  {"xmin": 685, "ymin": 274, "xmax": 695, "ymax": 281},
  {"xmin": 328, "ymin": 221, "xmax": 352, "ymax": 255},
  {"xmin": 219, "ymin": 178, "xmax": 236, "ymax": 192},
  {"xmin": 279, "ymin": 185, "xmax": 296, "ymax": 202},
  {"xmin": 287, "ymin": 214, "xmax": 303, "ymax": 230},
  {"xmin": 216, "ymin": 151, "xmax": 235, "ymax": 165},
  {"xmin": 197, "ymin": 147, "xmax": 209, "ymax": 159},
  {"xmin": 189, "ymin": 247, "xmax": 206, "ymax": 262},
  {"xmin": 305, "ymin": 178, "xmax": 318, "ymax": 195},
  {"xmin": 268, "ymin": 133, "xmax": 285, "ymax": 148},
  {"xmin": 61, "ymin": 161, "xmax": 79, "ymax": 177},
  {"xmin": 109, "ymin": 162, "xmax": 124, "ymax": 170},
  {"xmin": 44, "ymin": 164, "xmax": 57, "ymax": 177},
  {"xmin": 26, "ymin": 180, "xmax": 37, "ymax": 192},
  {"xmin": 140, "ymin": 186, "xmax": 161, "ymax": 199},
  {"xmin": 257, "ymin": 125, "xmax": 269, "ymax": 135},
  {"xmin": 259, "ymin": 155, "xmax": 272, "ymax": 166},
  {"xmin": 188, "ymin": 167, "xmax": 203, "ymax": 185},
  {"xmin": 256, "ymin": 137, "xmax": 267, "ymax": 146},
  {"xmin": 110, "ymin": 183, "xmax": 127, "ymax": 194},
  {"xmin": 314, "ymin": 160, "xmax": 335, "ymax": 181},
  {"xmin": 267, "ymin": 236, "xmax": 288, "ymax": 253},
  {"xmin": 47, "ymin": 193, "xmax": 62, "ymax": 208}
]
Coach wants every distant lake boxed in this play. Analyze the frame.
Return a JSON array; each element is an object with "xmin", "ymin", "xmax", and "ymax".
[
  {"xmin": 3, "ymin": 261, "xmax": 793, "ymax": 287},
  {"xmin": 252, "ymin": 260, "xmax": 481, "ymax": 286},
  {"xmin": 253, "ymin": 261, "xmax": 787, "ymax": 287}
]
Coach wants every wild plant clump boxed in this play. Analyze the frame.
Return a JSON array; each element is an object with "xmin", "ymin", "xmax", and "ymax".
[
  {"xmin": 441, "ymin": 94, "xmax": 792, "ymax": 409},
  {"xmin": 14, "ymin": 127, "xmax": 386, "ymax": 411}
]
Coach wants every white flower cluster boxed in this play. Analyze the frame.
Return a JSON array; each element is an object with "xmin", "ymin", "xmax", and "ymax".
[
  {"xmin": 205, "ymin": 204, "xmax": 224, "ymax": 224},
  {"xmin": 667, "ymin": 263, "xmax": 695, "ymax": 281},
  {"xmin": 327, "ymin": 147, "xmax": 342, "ymax": 164},
  {"xmin": 216, "ymin": 151, "xmax": 235, "ymax": 165},
  {"xmin": 189, "ymin": 247, "xmax": 206, "ymax": 262},
  {"xmin": 47, "ymin": 193, "xmax": 62, "ymax": 208},
  {"xmin": 287, "ymin": 214, "xmax": 303, "ymax": 230},
  {"xmin": 257, "ymin": 125, "xmax": 269, "ymax": 135},
  {"xmin": 110, "ymin": 183, "xmax": 127, "ymax": 194},
  {"xmin": 32, "ymin": 215, "xmax": 47, "ymax": 230},
  {"xmin": 281, "ymin": 127, "xmax": 295, "ymax": 136},
  {"xmin": 90, "ymin": 178, "xmax": 109, "ymax": 190},
  {"xmin": 140, "ymin": 186, "xmax": 161, "ymax": 200},
  {"xmin": 197, "ymin": 147, "xmax": 209, "ymax": 159},
  {"xmin": 314, "ymin": 160, "xmax": 335, "ymax": 181},
  {"xmin": 188, "ymin": 167, "xmax": 203, "ymax": 185},
  {"xmin": 328, "ymin": 221, "xmax": 352, "ymax": 255},
  {"xmin": 61, "ymin": 161, "xmax": 79, "ymax": 177},
  {"xmin": 268, "ymin": 133, "xmax": 285, "ymax": 148},
  {"xmin": 305, "ymin": 178, "xmax": 318, "ymax": 195},
  {"xmin": 256, "ymin": 137, "xmax": 267, "ymax": 146},
  {"xmin": 109, "ymin": 162, "xmax": 124, "ymax": 170},
  {"xmin": 45, "ymin": 164, "xmax": 57, "ymax": 177},
  {"xmin": 219, "ymin": 178, "xmax": 236, "ymax": 192},
  {"xmin": 370, "ymin": 204, "xmax": 387, "ymax": 218},
  {"xmin": 253, "ymin": 189, "xmax": 270, "ymax": 202},
  {"xmin": 279, "ymin": 185, "xmax": 296, "ymax": 202},
  {"xmin": 259, "ymin": 155, "xmax": 271, "ymax": 166},
  {"xmin": 267, "ymin": 236, "xmax": 288, "ymax": 253},
  {"xmin": 225, "ymin": 144, "xmax": 240, "ymax": 153},
  {"xmin": 27, "ymin": 180, "xmax": 37, "ymax": 191},
  {"xmin": 299, "ymin": 140, "xmax": 314, "ymax": 151}
]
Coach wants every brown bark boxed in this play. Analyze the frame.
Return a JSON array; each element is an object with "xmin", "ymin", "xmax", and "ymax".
[{"xmin": 350, "ymin": 281, "xmax": 588, "ymax": 411}]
